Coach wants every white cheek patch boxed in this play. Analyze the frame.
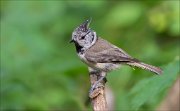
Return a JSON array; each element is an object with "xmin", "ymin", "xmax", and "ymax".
[
  {"xmin": 91, "ymin": 32, "xmax": 97, "ymax": 45},
  {"xmin": 75, "ymin": 31, "xmax": 97, "ymax": 51}
]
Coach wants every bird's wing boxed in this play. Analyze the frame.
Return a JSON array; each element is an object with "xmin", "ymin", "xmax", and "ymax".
[{"xmin": 85, "ymin": 48, "xmax": 139, "ymax": 63}]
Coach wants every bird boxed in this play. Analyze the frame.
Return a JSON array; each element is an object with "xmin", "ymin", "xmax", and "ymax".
[{"xmin": 70, "ymin": 19, "xmax": 162, "ymax": 93}]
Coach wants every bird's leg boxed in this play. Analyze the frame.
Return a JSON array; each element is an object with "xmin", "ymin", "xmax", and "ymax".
[
  {"xmin": 89, "ymin": 76, "xmax": 105, "ymax": 93},
  {"xmin": 89, "ymin": 71, "xmax": 107, "ymax": 94}
]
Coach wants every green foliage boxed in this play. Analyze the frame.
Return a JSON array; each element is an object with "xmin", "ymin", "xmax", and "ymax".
[
  {"xmin": 107, "ymin": 58, "xmax": 179, "ymax": 110},
  {"xmin": 129, "ymin": 59, "xmax": 179, "ymax": 110},
  {"xmin": 106, "ymin": 2, "xmax": 144, "ymax": 27},
  {"xmin": 0, "ymin": 1, "xmax": 179, "ymax": 110}
]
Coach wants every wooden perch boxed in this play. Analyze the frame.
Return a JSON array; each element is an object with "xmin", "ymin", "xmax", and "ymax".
[{"xmin": 89, "ymin": 70, "xmax": 108, "ymax": 111}]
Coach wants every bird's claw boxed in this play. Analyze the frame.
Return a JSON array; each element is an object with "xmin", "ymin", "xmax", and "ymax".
[{"xmin": 89, "ymin": 82, "xmax": 104, "ymax": 98}]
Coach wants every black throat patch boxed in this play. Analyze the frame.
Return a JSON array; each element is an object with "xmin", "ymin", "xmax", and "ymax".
[{"xmin": 74, "ymin": 43, "xmax": 83, "ymax": 54}]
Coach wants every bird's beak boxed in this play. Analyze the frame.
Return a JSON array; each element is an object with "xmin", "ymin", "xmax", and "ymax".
[{"xmin": 69, "ymin": 39, "xmax": 74, "ymax": 43}]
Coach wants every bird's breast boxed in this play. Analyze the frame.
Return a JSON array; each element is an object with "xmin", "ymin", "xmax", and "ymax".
[
  {"xmin": 78, "ymin": 52, "xmax": 95, "ymax": 68},
  {"xmin": 95, "ymin": 63, "xmax": 120, "ymax": 72}
]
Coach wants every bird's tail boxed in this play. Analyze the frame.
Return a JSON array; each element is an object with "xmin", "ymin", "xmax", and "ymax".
[{"xmin": 127, "ymin": 62, "xmax": 162, "ymax": 75}]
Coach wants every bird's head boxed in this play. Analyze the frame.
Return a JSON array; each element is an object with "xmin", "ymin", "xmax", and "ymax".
[{"xmin": 70, "ymin": 19, "xmax": 97, "ymax": 49}]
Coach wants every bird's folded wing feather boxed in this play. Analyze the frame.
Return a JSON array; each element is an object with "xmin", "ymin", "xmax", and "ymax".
[{"xmin": 85, "ymin": 48, "xmax": 139, "ymax": 63}]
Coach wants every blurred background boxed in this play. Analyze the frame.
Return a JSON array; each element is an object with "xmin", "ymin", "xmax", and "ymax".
[{"xmin": 0, "ymin": 0, "xmax": 179, "ymax": 110}]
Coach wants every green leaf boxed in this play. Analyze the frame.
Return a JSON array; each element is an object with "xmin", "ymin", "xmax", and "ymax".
[{"xmin": 129, "ymin": 59, "xmax": 179, "ymax": 110}]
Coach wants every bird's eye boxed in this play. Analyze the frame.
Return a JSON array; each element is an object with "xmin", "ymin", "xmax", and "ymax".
[{"xmin": 80, "ymin": 36, "xmax": 85, "ymax": 40}]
